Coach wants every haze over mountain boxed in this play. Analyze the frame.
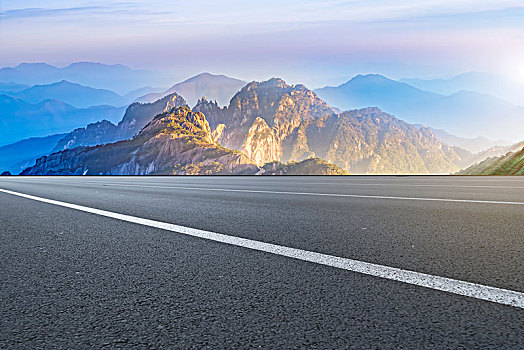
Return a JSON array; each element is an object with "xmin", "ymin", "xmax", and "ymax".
[
  {"xmin": 0, "ymin": 94, "xmax": 125, "ymax": 146},
  {"xmin": 0, "ymin": 62, "xmax": 161, "ymax": 95},
  {"xmin": 0, "ymin": 133, "xmax": 68, "ymax": 174},
  {"xmin": 123, "ymin": 86, "xmax": 166, "ymax": 102},
  {"xmin": 458, "ymin": 145, "xmax": 524, "ymax": 175},
  {"xmin": 315, "ymin": 74, "xmax": 524, "ymax": 141},
  {"xmin": 0, "ymin": 82, "xmax": 30, "ymax": 93},
  {"xmin": 401, "ymin": 72, "xmax": 524, "ymax": 106},
  {"xmin": 8, "ymin": 80, "xmax": 129, "ymax": 108},
  {"xmin": 420, "ymin": 127, "xmax": 508, "ymax": 154},
  {"xmin": 137, "ymin": 73, "xmax": 246, "ymax": 107}
]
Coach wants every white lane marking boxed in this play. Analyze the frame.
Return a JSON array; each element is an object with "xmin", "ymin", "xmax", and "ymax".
[
  {"xmin": 21, "ymin": 181, "xmax": 524, "ymax": 206},
  {"xmin": 1, "ymin": 188, "xmax": 523, "ymax": 309}
]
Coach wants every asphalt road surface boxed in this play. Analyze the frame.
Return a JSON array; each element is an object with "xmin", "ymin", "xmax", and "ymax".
[{"xmin": 1, "ymin": 176, "xmax": 523, "ymax": 349}]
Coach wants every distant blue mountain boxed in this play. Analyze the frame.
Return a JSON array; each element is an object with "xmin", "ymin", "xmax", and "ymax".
[
  {"xmin": 0, "ymin": 82, "xmax": 30, "ymax": 93},
  {"xmin": 0, "ymin": 94, "xmax": 125, "ymax": 146},
  {"xmin": 314, "ymin": 74, "xmax": 524, "ymax": 141},
  {"xmin": 416, "ymin": 126, "xmax": 509, "ymax": 154},
  {"xmin": 136, "ymin": 72, "xmax": 246, "ymax": 107},
  {"xmin": 315, "ymin": 74, "xmax": 440, "ymax": 111},
  {"xmin": 0, "ymin": 133, "xmax": 68, "ymax": 174},
  {"xmin": 400, "ymin": 72, "xmax": 524, "ymax": 106},
  {"xmin": 123, "ymin": 86, "xmax": 166, "ymax": 102},
  {"xmin": 9, "ymin": 80, "xmax": 128, "ymax": 108},
  {"xmin": 0, "ymin": 62, "xmax": 160, "ymax": 94}
]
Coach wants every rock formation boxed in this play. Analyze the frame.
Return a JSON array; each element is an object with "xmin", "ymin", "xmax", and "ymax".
[{"xmin": 22, "ymin": 107, "xmax": 258, "ymax": 175}]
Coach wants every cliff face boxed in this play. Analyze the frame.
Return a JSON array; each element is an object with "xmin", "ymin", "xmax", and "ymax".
[
  {"xmin": 194, "ymin": 78, "xmax": 335, "ymax": 165},
  {"xmin": 303, "ymin": 108, "xmax": 465, "ymax": 174},
  {"xmin": 22, "ymin": 107, "xmax": 258, "ymax": 175},
  {"xmin": 53, "ymin": 93, "xmax": 188, "ymax": 152}
]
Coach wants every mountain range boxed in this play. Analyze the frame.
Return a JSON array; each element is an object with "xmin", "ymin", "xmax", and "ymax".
[
  {"xmin": 418, "ymin": 127, "xmax": 508, "ymax": 154},
  {"xmin": 22, "ymin": 78, "xmax": 477, "ymax": 175},
  {"xmin": 21, "ymin": 107, "xmax": 259, "ymax": 175},
  {"xmin": 6, "ymin": 80, "xmax": 129, "ymax": 108},
  {"xmin": 0, "ymin": 133, "xmax": 68, "ymax": 174},
  {"xmin": 193, "ymin": 78, "xmax": 472, "ymax": 174},
  {"xmin": 136, "ymin": 72, "xmax": 246, "ymax": 107},
  {"xmin": 315, "ymin": 74, "xmax": 524, "ymax": 141},
  {"xmin": 401, "ymin": 72, "xmax": 524, "ymax": 106},
  {"xmin": 2, "ymin": 64, "xmax": 522, "ymax": 175},
  {"xmin": 0, "ymin": 62, "xmax": 160, "ymax": 95},
  {"xmin": 51, "ymin": 93, "xmax": 188, "ymax": 152},
  {"xmin": 0, "ymin": 94, "xmax": 125, "ymax": 146}
]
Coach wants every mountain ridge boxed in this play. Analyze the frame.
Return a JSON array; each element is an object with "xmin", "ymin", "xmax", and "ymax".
[
  {"xmin": 0, "ymin": 94, "xmax": 125, "ymax": 146},
  {"xmin": 9, "ymin": 80, "xmax": 129, "ymax": 108},
  {"xmin": 458, "ymin": 146, "xmax": 524, "ymax": 175},
  {"xmin": 21, "ymin": 106, "xmax": 259, "ymax": 175},
  {"xmin": 0, "ymin": 62, "xmax": 160, "ymax": 94},
  {"xmin": 136, "ymin": 72, "xmax": 246, "ymax": 107},
  {"xmin": 314, "ymin": 74, "xmax": 524, "ymax": 141}
]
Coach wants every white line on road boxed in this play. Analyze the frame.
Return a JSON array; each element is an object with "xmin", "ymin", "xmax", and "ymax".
[
  {"xmin": 29, "ymin": 181, "xmax": 524, "ymax": 206},
  {"xmin": 1, "ymin": 187, "xmax": 523, "ymax": 309}
]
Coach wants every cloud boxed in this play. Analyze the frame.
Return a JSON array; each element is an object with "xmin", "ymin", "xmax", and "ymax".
[{"xmin": 0, "ymin": 6, "xmax": 106, "ymax": 19}]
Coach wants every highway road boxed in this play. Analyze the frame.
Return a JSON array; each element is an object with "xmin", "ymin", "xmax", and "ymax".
[{"xmin": 1, "ymin": 176, "xmax": 523, "ymax": 348}]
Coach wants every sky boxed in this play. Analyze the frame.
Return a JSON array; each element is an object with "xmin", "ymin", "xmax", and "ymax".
[{"xmin": 0, "ymin": 0, "xmax": 523, "ymax": 87}]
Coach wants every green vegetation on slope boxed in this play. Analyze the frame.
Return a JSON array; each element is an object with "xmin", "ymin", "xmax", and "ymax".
[
  {"xmin": 262, "ymin": 158, "xmax": 349, "ymax": 175},
  {"xmin": 458, "ymin": 147, "xmax": 524, "ymax": 175}
]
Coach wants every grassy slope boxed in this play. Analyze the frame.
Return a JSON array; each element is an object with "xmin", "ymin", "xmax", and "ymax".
[{"xmin": 458, "ymin": 147, "xmax": 524, "ymax": 175}]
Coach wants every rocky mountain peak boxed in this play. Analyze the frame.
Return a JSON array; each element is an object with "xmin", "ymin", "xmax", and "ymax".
[
  {"xmin": 22, "ymin": 105, "xmax": 258, "ymax": 176},
  {"xmin": 145, "ymin": 106, "xmax": 213, "ymax": 144}
]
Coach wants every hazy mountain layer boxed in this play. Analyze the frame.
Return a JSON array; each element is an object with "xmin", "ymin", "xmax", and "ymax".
[
  {"xmin": 137, "ymin": 73, "xmax": 246, "ymax": 106},
  {"xmin": 401, "ymin": 72, "xmax": 524, "ymax": 106},
  {"xmin": 0, "ymin": 133, "xmax": 68, "ymax": 174},
  {"xmin": 22, "ymin": 107, "xmax": 258, "ymax": 175},
  {"xmin": 0, "ymin": 82, "xmax": 29, "ymax": 93},
  {"xmin": 0, "ymin": 62, "xmax": 159, "ymax": 95},
  {"xmin": 137, "ymin": 73, "xmax": 246, "ymax": 107},
  {"xmin": 458, "ymin": 147, "xmax": 524, "ymax": 175},
  {"xmin": 422, "ymin": 127, "xmax": 507, "ymax": 154},
  {"xmin": 315, "ymin": 74, "xmax": 524, "ymax": 141},
  {"xmin": 0, "ymin": 94, "xmax": 125, "ymax": 146},
  {"xmin": 8, "ymin": 80, "xmax": 128, "ymax": 108}
]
